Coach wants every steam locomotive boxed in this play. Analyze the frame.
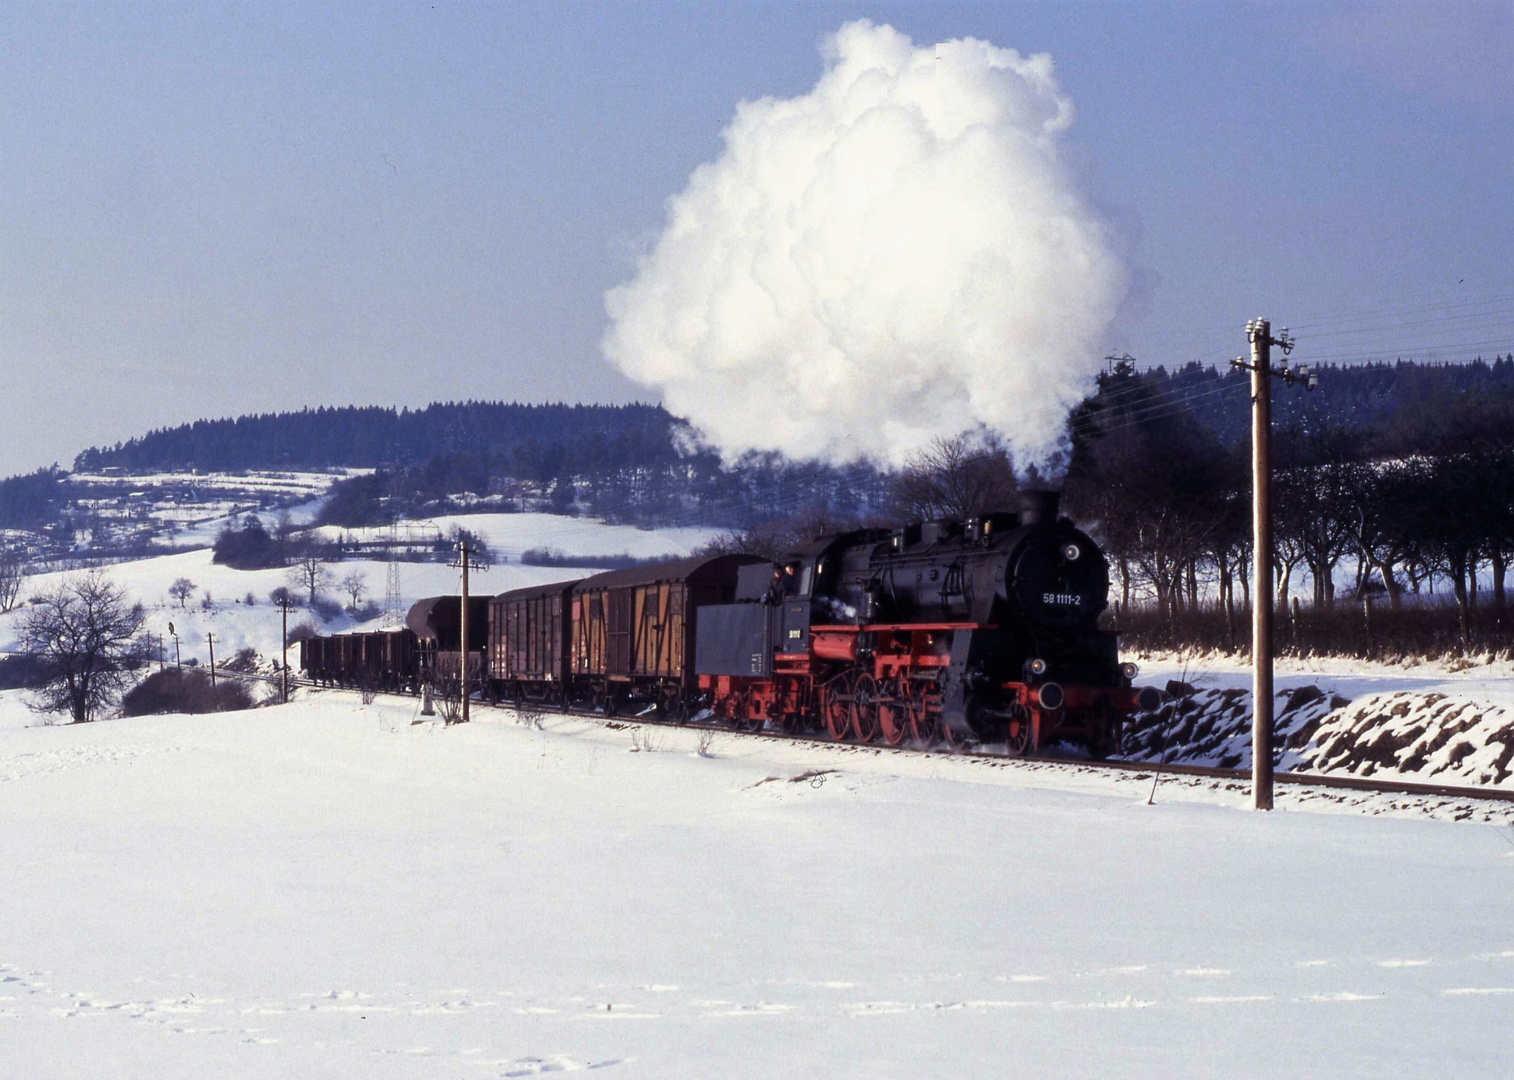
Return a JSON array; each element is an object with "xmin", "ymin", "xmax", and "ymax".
[
  {"xmin": 302, "ymin": 491, "xmax": 1159, "ymax": 756},
  {"xmin": 695, "ymin": 490, "xmax": 1158, "ymax": 754}
]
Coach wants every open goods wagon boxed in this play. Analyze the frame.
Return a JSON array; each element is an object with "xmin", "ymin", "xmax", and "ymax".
[
  {"xmin": 407, "ymin": 595, "xmax": 489, "ymax": 693},
  {"xmin": 300, "ymin": 628, "xmax": 418, "ymax": 691}
]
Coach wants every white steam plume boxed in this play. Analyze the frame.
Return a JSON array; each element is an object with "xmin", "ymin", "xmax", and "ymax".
[{"xmin": 603, "ymin": 20, "xmax": 1129, "ymax": 467}]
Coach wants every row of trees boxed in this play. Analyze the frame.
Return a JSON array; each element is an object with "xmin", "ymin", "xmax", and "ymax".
[{"xmin": 1065, "ymin": 362, "xmax": 1514, "ymax": 651}]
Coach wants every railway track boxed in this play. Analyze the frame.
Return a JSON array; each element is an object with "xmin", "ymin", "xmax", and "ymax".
[{"xmin": 265, "ymin": 668, "xmax": 1514, "ymax": 809}]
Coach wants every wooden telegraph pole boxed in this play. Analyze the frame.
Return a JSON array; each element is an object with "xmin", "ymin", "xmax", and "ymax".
[
  {"xmin": 278, "ymin": 596, "xmax": 292, "ymax": 704},
  {"xmin": 449, "ymin": 538, "xmax": 488, "ymax": 725},
  {"xmin": 1231, "ymin": 318, "xmax": 1314, "ymax": 811},
  {"xmin": 207, "ymin": 632, "xmax": 216, "ymax": 688}
]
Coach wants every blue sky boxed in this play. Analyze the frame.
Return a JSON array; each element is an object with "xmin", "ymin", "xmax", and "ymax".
[{"xmin": 1, "ymin": 2, "xmax": 1510, "ymax": 477}]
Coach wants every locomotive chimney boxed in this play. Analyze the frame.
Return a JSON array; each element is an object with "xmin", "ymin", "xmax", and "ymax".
[{"xmin": 1018, "ymin": 489, "xmax": 1061, "ymax": 526}]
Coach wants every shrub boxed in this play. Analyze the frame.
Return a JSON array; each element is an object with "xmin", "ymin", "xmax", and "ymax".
[
  {"xmin": 213, "ymin": 517, "xmax": 284, "ymax": 570},
  {"xmin": 310, "ymin": 595, "xmax": 344, "ymax": 622},
  {"xmin": 286, "ymin": 619, "xmax": 319, "ymax": 643},
  {"xmin": 223, "ymin": 647, "xmax": 259, "ymax": 673},
  {"xmin": 446, "ymin": 524, "xmax": 497, "ymax": 565},
  {"xmin": 0, "ymin": 652, "xmax": 49, "ymax": 690},
  {"xmin": 121, "ymin": 669, "xmax": 254, "ymax": 716}
]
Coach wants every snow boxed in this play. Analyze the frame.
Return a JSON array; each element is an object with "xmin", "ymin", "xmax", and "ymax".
[
  {"xmin": 4, "ymin": 518, "xmax": 1514, "ymax": 1074},
  {"xmin": 1138, "ymin": 651, "xmax": 1514, "ymax": 712},
  {"xmin": 1, "ymin": 696, "xmax": 1512, "ymax": 1078},
  {"xmin": 311, "ymin": 511, "xmax": 720, "ymax": 564},
  {"xmin": 69, "ymin": 469, "xmax": 359, "ymax": 494}
]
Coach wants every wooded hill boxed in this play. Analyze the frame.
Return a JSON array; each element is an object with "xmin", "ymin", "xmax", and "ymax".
[
  {"xmin": 72, "ymin": 402, "xmax": 673, "ymax": 473},
  {"xmin": 71, "ymin": 357, "xmax": 1514, "ymax": 477},
  {"xmin": 5, "ymin": 355, "xmax": 1508, "ymax": 538}
]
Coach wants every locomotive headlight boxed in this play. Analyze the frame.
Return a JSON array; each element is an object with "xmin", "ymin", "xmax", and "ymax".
[
  {"xmin": 1120, "ymin": 662, "xmax": 1140, "ymax": 680},
  {"xmin": 1062, "ymin": 543, "xmax": 1081, "ymax": 561},
  {"xmin": 1028, "ymin": 657, "xmax": 1047, "ymax": 677}
]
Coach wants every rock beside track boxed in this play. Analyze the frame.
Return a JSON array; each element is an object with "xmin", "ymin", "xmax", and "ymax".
[{"xmin": 1119, "ymin": 686, "xmax": 1514, "ymax": 788}]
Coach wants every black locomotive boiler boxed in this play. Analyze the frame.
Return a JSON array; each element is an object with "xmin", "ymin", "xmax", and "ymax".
[{"xmin": 695, "ymin": 491, "xmax": 1159, "ymax": 755}]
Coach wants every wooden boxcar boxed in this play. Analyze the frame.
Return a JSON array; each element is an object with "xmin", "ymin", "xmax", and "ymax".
[
  {"xmin": 567, "ymin": 554, "xmax": 762, "ymax": 715},
  {"xmin": 487, "ymin": 580, "xmax": 577, "ymax": 705}
]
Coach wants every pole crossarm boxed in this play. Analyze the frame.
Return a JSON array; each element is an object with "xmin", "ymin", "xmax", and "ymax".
[{"xmin": 1230, "ymin": 321, "xmax": 1315, "ymax": 387}]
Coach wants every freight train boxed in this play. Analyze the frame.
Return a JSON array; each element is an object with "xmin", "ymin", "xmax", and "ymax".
[{"xmin": 301, "ymin": 491, "xmax": 1160, "ymax": 756}]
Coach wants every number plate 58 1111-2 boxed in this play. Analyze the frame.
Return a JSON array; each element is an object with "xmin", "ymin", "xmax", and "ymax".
[{"xmin": 1042, "ymin": 592, "xmax": 1080, "ymax": 606}]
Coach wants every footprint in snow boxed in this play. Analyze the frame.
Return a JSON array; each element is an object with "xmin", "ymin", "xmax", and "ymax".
[{"xmin": 499, "ymin": 1055, "xmax": 624, "ymax": 1076}]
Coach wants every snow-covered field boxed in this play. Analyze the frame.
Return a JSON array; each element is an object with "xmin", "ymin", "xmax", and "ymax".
[
  {"xmin": 2, "ymin": 694, "xmax": 1513, "ymax": 1078},
  {"xmin": 5, "ymin": 517, "xmax": 1514, "ymax": 1074},
  {"xmin": 311, "ymin": 512, "xmax": 719, "ymax": 565}
]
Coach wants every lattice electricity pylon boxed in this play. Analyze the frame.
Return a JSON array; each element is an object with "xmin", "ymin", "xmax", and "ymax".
[{"xmin": 382, "ymin": 520, "xmax": 404, "ymax": 629}]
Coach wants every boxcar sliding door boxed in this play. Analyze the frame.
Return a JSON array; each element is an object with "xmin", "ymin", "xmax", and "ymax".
[{"xmin": 606, "ymin": 588, "xmax": 633, "ymax": 677}]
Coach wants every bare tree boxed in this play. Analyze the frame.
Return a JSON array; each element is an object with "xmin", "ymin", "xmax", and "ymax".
[
  {"xmin": 19, "ymin": 571, "xmax": 147, "ymax": 723},
  {"xmin": 890, "ymin": 433, "xmax": 1018, "ymax": 521},
  {"xmin": 340, "ymin": 569, "xmax": 367, "ymax": 612},
  {"xmin": 1274, "ymin": 429, "xmax": 1362, "ymax": 609},
  {"xmin": 0, "ymin": 549, "xmax": 22, "ymax": 612},
  {"xmin": 274, "ymin": 509, "xmax": 297, "ymax": 552},
  {"xmin": 168, "ymin": 577, "xmax": 196, "ymax": 609},
  {"xmin": 287, "ymin": 555, "xmax": 332, "ymax": 606},
  {"xmin": 693, "ymin": 506, "xmax": 883, "ymax": 562}
]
